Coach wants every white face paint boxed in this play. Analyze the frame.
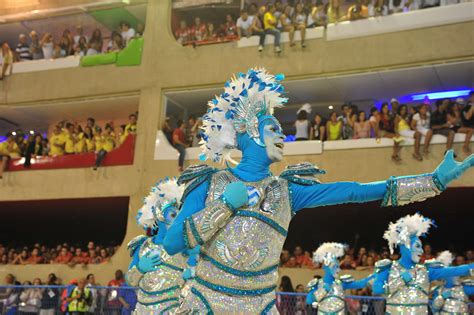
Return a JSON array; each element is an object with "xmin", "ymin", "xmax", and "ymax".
[
  {"xmin": 411, "ymin": 238, "xmax": 423, "ymax": 263},
  {"xmin": 262, "ymin": 122, "xmax": 285, "ymax": 162}
]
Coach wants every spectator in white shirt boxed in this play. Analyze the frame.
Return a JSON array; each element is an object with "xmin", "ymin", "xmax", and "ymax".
[
  {"xmin": 410, "ymin": 104, "xmax": 433, "ymax": 154},
  {"xmin": 120, "ymin": 21, "xmax": 136, "ymax": 46},
  {"xmin": 73, "ymin": 25, "xmax": 88, "ymax": 45},
  {"xmin": 369, "ymin": 0, "xmax": 389, "ymax": 16},
  {"xmin": 295, "ymin": 107, "xmax": 311, "ymax": 141},
  {"xmin": 40, "ymin": 33, "xmax": 55, "ymax": 59},
  {"xmin": 237, "ymin": 10, "xmax": 255, "ymax": 38},
  {"xmin": 15, "ymin": 34, "xmax": 32, "ymax": 61}
]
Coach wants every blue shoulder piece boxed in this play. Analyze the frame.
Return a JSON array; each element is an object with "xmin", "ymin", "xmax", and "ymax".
[
  {"xmin": 127, "ymin": 235, "xmax": 147, "ymax": 257},
  {"xmin": 375, "ymin": 259, "xmax": 392, "ymax": 273},
  {"xmin": 178, "ymin": 164, "xmax": 217, "ymax": 202},
  {"xmin": 280, "ymin": 162, "xmax": 326, "ymax": 186}
]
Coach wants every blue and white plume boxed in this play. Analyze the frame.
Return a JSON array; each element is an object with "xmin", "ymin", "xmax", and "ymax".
[
  {"xmin": 200, "ymin": 68, "xmax": 287, "ymax": 163},
  {"xmin": 383, "ymin": 213, "xmax": 434, "ymax": 254},
  {"xmin": 136, "ymin": 178, "xmax": 184, "ymax": 229},
  {"xmin": 313, "ymin": 242, "xmax": 347, "ymax": 266}
]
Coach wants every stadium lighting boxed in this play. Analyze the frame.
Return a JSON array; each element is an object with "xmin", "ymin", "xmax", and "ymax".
[
  {"xmin": 328, "ymin": 105, "xmax": 334, "ymax": 109},
  {"xmin": 411, "ymin": 89, "xmax": 471, "ymax": 101},
  {"xmin": 12, "ymin": 132, "xmax": 16, "ymax": 136},
  {"xmin": 30, "ymin": 130, "xmax": 35, "ymax": 135}
]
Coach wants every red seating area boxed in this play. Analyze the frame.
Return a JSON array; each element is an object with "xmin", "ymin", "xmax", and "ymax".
[{"xmin": 7, "ymin": 135, "xmax": 135, "ymax": 172}]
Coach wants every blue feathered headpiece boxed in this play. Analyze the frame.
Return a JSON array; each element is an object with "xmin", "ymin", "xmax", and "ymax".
[{"xmin": 200, "ymin": 68, "xmax": 287, "ymax": 163}]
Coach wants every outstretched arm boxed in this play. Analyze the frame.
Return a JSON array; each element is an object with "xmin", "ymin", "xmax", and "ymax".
[
  {"xmin": 291, "ymin": 151, "xmax": 473, "ymax": 212},
  {"xmin": 291, "ymin": 181, "xmax": 386, "ymax": 211},
  {"xmin": 163, "ymin": 181, "xmax": 209, "ymax": 255},
  {"xmin": 342, "ymin": 274, "xmax": 376, "ymax": 290},
  {"xmin": 428, "ymin": 264, "xmax": 474, "ymax": 281}
]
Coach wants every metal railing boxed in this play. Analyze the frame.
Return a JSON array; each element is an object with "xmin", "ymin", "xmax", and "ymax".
[{"xmin": 0, "ymin": 286, "xmax": 473, "ymax": 314}]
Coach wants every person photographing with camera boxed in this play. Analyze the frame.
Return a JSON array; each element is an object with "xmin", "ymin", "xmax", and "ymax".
[{"xmin": 66, "ymin": 279, "xmax": 92, "ymax": 314}]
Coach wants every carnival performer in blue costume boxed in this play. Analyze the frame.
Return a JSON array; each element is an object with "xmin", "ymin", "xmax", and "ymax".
[
  {"xmin": 126, "ymin": 178, "xmax": 199, "ymax": 314},
  {"xmin": 162, "ymin": 68, "xmax": 474, "ymax": 314},
  {"xmin": 430, "ymin": 251, "xmax": 474, "ymax": 314},
  {"xmin": 306, "ymin": 242, "xmax": 375, "ymax": 314},
  {"xmin": 373, "ymin": 214, "xmax": 474, "ymax": 314}
]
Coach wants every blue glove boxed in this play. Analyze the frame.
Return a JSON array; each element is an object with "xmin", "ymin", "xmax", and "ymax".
[
  {"xmin": 435, "ymin": 150, "xmax": 474, "ymax": 188},
  {"xmin": 183, "ymin": 267, "xmax": 196, "ymax": 280},
  {"xmin": 137, "ymin": 251, "xmax": 161, "ymax": 273},
  {"xmin": 401, "ymin": 271, "xmax": 413, "ymax": 284},
  {"xmin": 188, "ymin": 245, "xmax": 201, "ymax": 256},
  {"xmin": 222, "ymin": 181, "xmax": 248, "ymax": 210},
  {"xmin": 306, "ymin": 289, "xmax": 316, "ymax": 305},
  {"xmin": 323, "ymin": 283, "xmax": 332, "ymax": 292},
  {"xmin": 441, "ymin": 290, "xmax": 452, "ymax": 299}
]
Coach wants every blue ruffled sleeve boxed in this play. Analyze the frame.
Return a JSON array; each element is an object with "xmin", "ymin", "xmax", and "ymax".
[{"xmin": 428, "ymin": 264, "xmax": 474, "ymax": 281}]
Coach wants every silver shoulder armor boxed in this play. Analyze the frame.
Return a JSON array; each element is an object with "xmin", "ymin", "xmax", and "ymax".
[
  {"xmin": 307, "ymin": 278, "xmax": 320, "ymax": 290},
  {"xmin": 177, "ymin": 164, "xmax": 217, "ymax": 201},
  {"xmin": 375, "ymin": 259, "xmax": 392, "ymax": 272},
  {"xmin": 340, "ymin": 274, "xmax": 354, "ymax": 283},
  {"xmin": 127, "ymin": 235, "xmax": 147, "ymax": 257}
]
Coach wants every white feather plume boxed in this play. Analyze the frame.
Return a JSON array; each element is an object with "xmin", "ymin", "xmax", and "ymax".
[
  {"xmin": 297, "ymin": 103, "xmax": 312, "ymax": 114},
  {"xmin": 383, "ymin": 213, "xmax": 434, "ymax": 254},
  {"xmin": 200, "ymin": 68, "xmax": 287, "ymax": 163},
  {"xmin": 436, "ymin": 250, "xmax": 454, "ymax": 267},
  {"xmin": 136, "ymin": 178, "xmax": 184, "ymax": 229},
  {"xmin": 313, "ymin": 242, "xmax": 347, "ymax": 265}
]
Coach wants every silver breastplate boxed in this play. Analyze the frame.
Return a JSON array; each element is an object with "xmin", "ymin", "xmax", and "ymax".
[
  {"xmin": 196, "ymin": 170, "xmax": 292, "ymax": 291},
  {"xmin": 314, "ymin": 281, "xmax": 345, "ymax": 314},
  {"xmin": 137, "ymin": 238, "xmax": 186, "ymax": 305},
  {"xmin": 386, "ymin": 261, "xmax": 429, "ymax": 314},
  {"xmin": 439, "ymin": 285, "xmax": 469, "ymax": 314}
]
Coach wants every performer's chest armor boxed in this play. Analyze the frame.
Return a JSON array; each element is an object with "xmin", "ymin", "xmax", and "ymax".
[
  {"xmin": 440, "ymin": 286, "xmax": 468, "ymax": 313},
  {"xmin": 137, "ymin": 238, "xmax": 186, "ymax": 303},
  {"xmin": 315, "ymin": 281, "xmax": 345, "ymax": 314},
  {"xmin": 197, "ymin": 170, "xmax": 292, "ymax": 289},
  {"xmin": 386, "ymin": 261, "xmax": 429, "ymax": 314}
]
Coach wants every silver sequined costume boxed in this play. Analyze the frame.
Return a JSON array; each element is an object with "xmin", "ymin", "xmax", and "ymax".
[
  {"xmin": 383, "ymin": 260, "xmax": 430, "ymax": 315},
  {"xmin": 432, "ymin": 280, "xmax": 472, "ymax": 314},
  {"xmin": 307, "ymin": 278, "xmax": 346, "ymax": 315},
  {"xmin": 176, "ymin": 169, "xmax": 292, "ymax": 314},
  {"xmin": 126, "ymin": 236, "xmax": 187, "ymax": 314}
]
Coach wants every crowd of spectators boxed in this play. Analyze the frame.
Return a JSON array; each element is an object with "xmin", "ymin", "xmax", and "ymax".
[
  {"xmin": 0, "ymin": 270, "xmax": 137, "ymax": 314},
  {"xmin": 0, "ymin": 241, "xmax": 119, "ymax": 266},
  {"xmin": 0, "ymin": 21, "xmax": 144, "ymax": 80},
  {"xmin": 0, "ymin": 112, "xmax": 138, "ymax": 178},
  {"xmin": 279, "ymin": 243, "xmax": 474, "ymax": 269},
  {"xmin": 174, "ymin": 0, "xmax": 465, "ymax": 50},
  {"xmin": 293, "ymin": 92, "xmax": 474, "ymax": 162}
]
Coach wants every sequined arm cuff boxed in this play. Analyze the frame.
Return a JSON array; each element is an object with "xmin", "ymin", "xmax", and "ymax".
[
  {"xmin": 125, "ymin": 266, "xmax": 144, "ymax": 286},
  {"xmin": 470, "ymin": 268, "xmax": 474, "ymax": 277},
  {"xmin": 381, "ymin": 173, "xmax": 445, "ymax": 207},
  {"xmin": 184, "ymin": 198, "xmax": 234, "ymax": 248}
]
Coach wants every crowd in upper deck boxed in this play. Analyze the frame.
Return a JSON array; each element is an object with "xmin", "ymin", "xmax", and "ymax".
[{"xmin": 173, "ymin": 0, "xmax": 466, "ymax": 49}]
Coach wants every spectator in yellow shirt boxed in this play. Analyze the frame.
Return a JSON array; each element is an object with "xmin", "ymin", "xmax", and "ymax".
[
  {"xmin": 118, "ymin": 125, "xmax": 128, "ymax": 145},
  {"xmin": 124, "ymin": 114, "xmax": 137, "ymax": 135},
  {"xmin": 63, "ymin": 123, "xmax": 76, "ymax": 154},
  {"xmin": 94, "ymin": 124, "xmax": 115, "ymax": 171},
  {"xmin": 74, "ymin": 125, "xmax": 85, "ymax": 154},
  {"xmin": 262, "ymin": 5, "xmax": 281, "ymax": 53},
  {"xmin": 49, "ymin": 126, "xmax": 65, "ymax": 156},
  {"xmin": 0, "ymin": 133, "xmax": 21, "ymax": 178}
]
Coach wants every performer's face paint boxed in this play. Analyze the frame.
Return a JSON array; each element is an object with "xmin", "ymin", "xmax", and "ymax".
[
  {"xmin": 324, "ymin": 258, "xmax": 340, "ymax": 278},
  {"xmin": 161, "ymin": 203, "xmax": 179, "ymax": 227},
  {"xmin": 410, "ymin": 236, "xmax": 423, "ymax": 263},
  {"xmin": 259, "ymin": 117, "xmax": 285, "ymax": 162}
]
